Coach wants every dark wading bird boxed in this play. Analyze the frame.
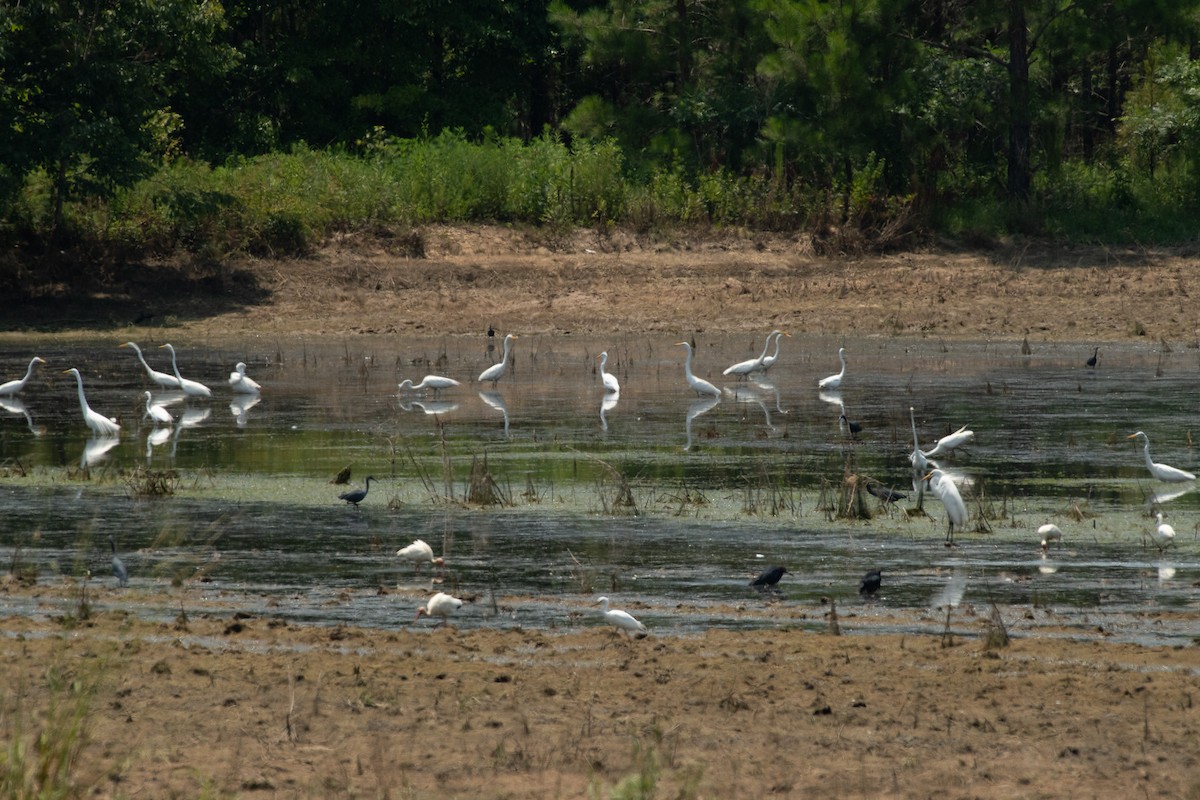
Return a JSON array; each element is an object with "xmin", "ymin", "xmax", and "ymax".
[
  {"xmin": 750, "ymin": 565, "xmax": 789, "ymax": 590},
  {"xmin": 839, "ymin": 414, "xmax": 862, "ymax": 440},
  {"xmin": 866, "ymin": 482, "xmax": 906, "ymax": 504},
  {"xmin": 109, "ymin": 536, "xmax": 128, "ymax": 587},
  {"xmin": 859, "ymin": 569, "xmax": 882, "ymax": 597},
  {"xmin": 339, "ymin": 475, "xmax": 377, "ymax": 506},
  {"xmin": 1086, "ymin": 347, "xmax": 1099, "ymax": 368}
]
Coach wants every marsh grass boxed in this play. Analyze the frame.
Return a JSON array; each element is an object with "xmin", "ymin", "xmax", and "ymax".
[
  {"xmin": 467, "ymin": 453, "xmax": 509, "ymax": 506},
  {"xmin": 123, "ymin": 466, "xmax": 178, "ymax": 497},
  {"xmin": 0, "ymin": 645, "xmax": 113, "ymax": 799}
]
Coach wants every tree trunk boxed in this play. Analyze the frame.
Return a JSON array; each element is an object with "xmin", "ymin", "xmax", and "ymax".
[{"xmin": 1006, "ymin": 0, "xmax": 1031, "ymax": 202}]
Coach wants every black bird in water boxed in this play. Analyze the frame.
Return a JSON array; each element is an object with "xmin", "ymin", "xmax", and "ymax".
[
  {"xmin": 839, "ymin": 414, "xmax": 862, "ymax": 440},
  {"xmin": 750, "ymin": 565, "xmax": 789, "ymax": 590},
  {"xmin": 859, "ymin": 568, "xmax": 882, "ymax": 597},
  {"xmin": 338, "ymin": 475, "xmax": 377, "ymax": 506},
  {"xmin": 1086, "ymin": 347, "xmax": 1099, "ymax": 368},
  {"xmin": 109, "ymin": 536, "xmax": 128, "ymax": 587},
  {"xmin": 866, "ymin": 483, "xmax": 906, "ymax": 504}
]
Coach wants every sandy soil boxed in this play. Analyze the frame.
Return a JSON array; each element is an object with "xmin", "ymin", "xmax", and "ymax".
[{"xmin": 4, "ymin": 226, "xmax": 1200, "ymax": 798}]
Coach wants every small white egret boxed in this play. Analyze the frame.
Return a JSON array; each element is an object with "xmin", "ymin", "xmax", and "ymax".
[
  {"xmin": 398, "ymin": 375, "xmax": 461, "ymax": 396},
  {"xmin": 478, "ymin": 334, "xmax": 517, "ymax": 386},
  {"xmin": 396, "ymin": 539, "xmax": 445, "ymax": 574},
  {"xmin": 1127, "ymin": 432, "xmax": 1196, "ymax": 482},
  {"xmin": 759, "ymin": 331, "xmax": 790, "ymax": 372},
  {"xmin": 158, "ymin": 344, "xmax": 212, "ymax": 398},
  {"xmin": 596, "ymin": 596, "xmax": 648, "ymax": 639},
  {"xmin": 924, "ymin": 469, "xmax": 967, "ymax": 545},
  {"xmin": 228, "ymin": 362, "xmax": 262, "ymax": 394},
  {"xmin": 677, "ymin": 341, "xmax": 720, "ymax": 398},
  {"xmin": 63, "ymin": 368, "xmax": 120, "ymax": 436},
  {"xmin": 818, "ymin": 347, "xmax": 847, "ymax": 390},
  {"xmin": 723, "ymin": 330, "xmax": 782, "ymax": 379},
  {"xmin": 414, "ymin": 592, "xmax": 463, "ymax": 625},
  {"xmin": 597, "ymin": 351, "xmax": 620, "ymax": 393},
  {"xmin": 1150, "ymin": 512, "xmax": 1175, "ymax": 552},
  {"xmin": 0, "ymin": 356, "xmax": 46, "ymax": 396},
  {"xmin": 1037, "ymin": 524, "xmax": 1063, "ymax": 552},
  {"xmin": 143, "ymin": 392, "xmax": 174, "ymax": 426},
  {"xmin": 922, "ymin": 425, "xmax": 974, "ymax": 459},
  {"xmin": 120, "ymin": 342, "xmax": 181, "ymax": 389}
]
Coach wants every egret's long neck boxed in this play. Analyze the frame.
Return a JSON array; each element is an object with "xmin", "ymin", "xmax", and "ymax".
[
  {"xmin": 168, "ymin": 349, "xmax": 182, "ymax": 380},
  {"xmin": 910, "ymin": 408, "xmax": 919, "ymax": 450},
  {"xmin": 770, "ymin": 335, "xmax": 782, "ymax": 358},
  {"xmin": 684, "ymin": 347, "xmax": 694, "ymax": 378},
  {"xmin": 20, "ymin": 362, "xmax": 35, "ymax": 383},
  {"xmin": 757, "ymin": 336, "xmax": 772, "ymax": 360},
  {"xmin": 501, "ymin": 338, "xmax": 512, "ymax": 364},
  {"xmin": 1142, "ymin": 440, "xmax": 1155, "ymax": 468},
  {"xmin": 73, "ymin": 373, "xmax": 90, "ymax": 414}
]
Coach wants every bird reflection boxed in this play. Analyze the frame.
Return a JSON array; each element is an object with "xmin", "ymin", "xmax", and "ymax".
[
  {"xmin": 724, "ymin": 385, "xmax": 775, "ymax": 431},
  {"xmin": 171, "ymin": 407, "xmax": 211, "ymax": 456},
  {"xmin": 0, "ymin": 397, "xmax": 42, "ymax": 436},
  {"xmin": 752, "ymin": 379, "xmax": 787, "ymax": 414},
  {"xmin": 145, "ymin": 426, "xmax": 172, "ymax": 461},
  {"xmin": 684, "ymin": 395, "xmax": 720, "ymax": 451},
  {"xmin": 400, "ymin": 398, "xmax": 459, "ymax": 417},
  {"xmin": 230, "ymin": 394, "xmax": 262, "ymax": 427},
  {"xmin": 600, "ymin": 391, "xmax": 619, "ymax": 431},
  {"xmin": 1147, "ymin": 484, "xmax": 1194, "ymax": 508},
  {"xmin": 1158, "ymin": 562, "xmax": 1177, "ymax": 584},
  {"xmin": 152, "ymin": 390, "xmax": 188, "ymax": 409},
  {"xmin": 818, "ymin": 390, "xmax": 844, "ymax": 415},
  {"xmin": 1037, "ymin": 551, "xmax": 1059, "ymax": 575},
  {"xmin": 478, "ymin": 391, "xmax": 510, "ymax": 437},
  {"xmin": 81, "ymin": 436, "xmax": 120, "ymax": 467},
  {"xmin": 930, "ymin": 570, "xmax": 968, "ymax": 610}
]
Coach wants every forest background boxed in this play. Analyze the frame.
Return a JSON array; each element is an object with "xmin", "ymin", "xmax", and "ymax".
[{"xmin": 2, "ymin": 0, "xmax": 1200, "ymax": 294}]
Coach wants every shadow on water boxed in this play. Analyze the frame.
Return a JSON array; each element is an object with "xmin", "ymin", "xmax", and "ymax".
[{"xmin": 1, "ymin": 334, "xmax": 1199, "ymax": 646}]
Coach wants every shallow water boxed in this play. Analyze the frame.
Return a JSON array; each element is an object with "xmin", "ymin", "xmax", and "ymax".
[{"xmin": 1, "ymin": 334, "xmax": 1198, "ymax": 645}]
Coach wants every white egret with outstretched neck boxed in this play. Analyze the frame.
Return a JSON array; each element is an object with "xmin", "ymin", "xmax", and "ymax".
[
  {"xmin": 759, "ymin": 331, "xmax": 790, "ymax": 372},
  {"xmin": 398, "ymin": 375, "xmax": 461, "ymax": 396},
  {"xmin": 63, "ymin": 368, "xmax": 120, "ymax": 436},
  {"xmin": 158, "ymin": 344, "xmax": 212, "ymax": 398},
  {"xmin": 723, "ymin": 330, "xmax": 783, "ymax": 379},
  {"xmin": 120, "ymin": 342, "xmax": 181, "ymax": 389},
  {"xmin": 596, "ymin": 596, "xmax": 648, "ymax": 639},
  {"xmin": 1127, "ymin": 432, "xmax": 1195, "ymax": 482},
  {"xmin": 923, "ymin": 425, "xmax": 974, "ymax": 458},
  {"xmin": 415, "ymin": 592, "xmax": 463, "ymax": 625},
  {"xmin": 924, "ymin": 469, "xmax": 967, "ymax": 545},
  {"xmin": 818, "ymin": 347, "xmax": 847, "ymax": 390},
  {"xmin": 597, "ymin": 351, "xmax": 620, "ymax": 393},
  {"xmin": 143, "ymin": 392, "xmax": 174, "ymax": 426},
  {"xmin": 0, "ymin": 357, "xmax": 46, "ymax": 396},
  {"xmin": 228, "ymin": 362, "xmax": 262, "ymax": 394},
  {"xmin": 478, "ymin": 334, "xmax": 517, "ymax": 386},
  {"xmin": 677, "ymin": 341, "xmax": 720, "ymax": 398}
]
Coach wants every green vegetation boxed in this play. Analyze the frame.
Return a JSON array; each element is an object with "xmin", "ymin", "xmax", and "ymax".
[{"xmin": 3, "ymin": 0, "xmax": 1200, "ymax": 273}]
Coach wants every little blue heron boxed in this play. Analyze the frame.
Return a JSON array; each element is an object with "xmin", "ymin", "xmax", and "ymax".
[
  {"xmin": 750, "ymin": 565, "xmax": 789, "ymax": 589},
  {"xmin": 859, "ymin": 569, "xmax": 882, "ymax": 596},
  {"xmin": 339, "ymin": 476, "xmax": 377, "ymax": 506},
  {"xmin": 109, "ymin": 536, "xmax": 128, "ymax": 587}
]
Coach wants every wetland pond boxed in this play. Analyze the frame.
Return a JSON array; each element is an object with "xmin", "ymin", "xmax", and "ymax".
[{"xmin": 1, "ymin": 333, "xmax": 1198, "ymax": 647}]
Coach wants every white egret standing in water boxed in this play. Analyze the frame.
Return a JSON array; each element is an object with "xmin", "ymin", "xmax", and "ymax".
[
  {"xmin": 0, "ymin": 356, "xmax": 46, "ymax": 396},
  {"xmin": 415, "ymin": 592, "xmax": 463, "ymax": 625},
  {"xmin": 597, "ymin": 351, "xmax": 620, "ymax": 393},
  {"xmin": 228, "ymin": 362, "xmax": 262, "ymax": 394},
  {"xmin": 143, "ymin": 392, "xmax": 174, "ymax": 426},
  {"xmin": 1150, "ymin": 512, "xmax": 1176, "ymax": 551},
  {"xmin": 158, "ymin": 344, "xmax": 212, "ymax": 398},
  {"xmin": 1127, "ymin": 432, "xmax": 1196, "ymax": 482},
  {"xmin": 818, "ymin": 347, "xmax": 846, "ymax": 390},
  {"xmin": 120, "ymin": 342, "xmax": 181, "ymax": 389},
  {"xmin": 924, "ymin": 469, "xmax": 967, "ymax": 545},
  {"xmin": 63, "ymin": 368, "xmax": 120, "ymax": 436},
  {"xmin": 677, "ymin": 341, "xmax": 720, "ymax": 398},
  {"xmin": 723, "ymin": 330, "xmax": 782, "ymax": 379},
  {"xmin": 398, "ymin": 375, "xmax": 461, "ymax": 396},
  {"xmin": 478, "ymin": 334, "xmax": 517, "ymax": 386}
]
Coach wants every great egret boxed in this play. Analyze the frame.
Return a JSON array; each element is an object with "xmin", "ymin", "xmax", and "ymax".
[
  {"xmin": 0, "ymin": 356, "xmax": 46, "ymax": 396},
  {"xmin": 338, "ymin": 476, "xmax": 376, "ymax": 506},
  {"xmin": 759, "ymin": 331, "xmax": 790, "ymax": 372},
  {"xmin": 922, "ymin": 425, "xmax": 974, "ymax": 459},
  {"xmin": 924, "ymin": 469, "xmax": 968, "ymax": 545},
  {"xmin": 597, "ymin": 351, "xmax": 620, "ymax": 394},
  {"xmin": 398, "ymin": 375, "xmax": 461, "ymax": 396},
  {"xmin": 818, "ymin": 347, "xmax": 846, "ymax": 390},
  {"xmin": 1038, "ymin": 524, "xmax": 1063, "ymax": 552},
  {"xmin": 1150, "ymin": 512, "xmax": 1176, "ymax": 551},
  {"xmin": 415, "ymin": 592, "xmax": 463, "ymax": 625},
  {"xmin": 109, "ymin": 536, "xmax": 128, "ymax": 587},
  {"xmin": 158, "ymin": 344, "xmax": 212, "ymax": 398},
  {"xmin": 723, "ymin": 330, "xmax": 783, "ymax": 379},
  {"xmin": 396, "ymin": 539, "xmax": 445, "ymax": 574},
  {"xmin": 596, "ymin": 596, "xmax": 648, "ymax": 639},
  {"xmin": 749, "ymin": 565, "xmax": 788, "ymax": 589},
  {"xmin": 1127, "ymin": 432, "xmax": 1196, "ymax": 482},
  {"xmin": 1086, "ymin": 347, "xmax": 1099, "ymax": 368},
  {"xmin": 120, "ymin": 342, "xmax": 181, "ymax": 389},
  {"xmin": 676, "ymin": 341, "xmax": 720, "ymax": 398},
  {"xmin": 63, "ymin": 368, "xmax": 120, "ymax": 436},
  {"xmin": 228, "ymin": 362, "xmax": 262, "ymax": 394},
  {"xmin": 478, "ymin": 334, "xmax": 517, "ymax": 386},
  {"xmin": 143, "ymin": 392, "xmax": 174, "ymax": 426},
  {"xmin": 859, "ymin": 568, "xmax": 882, "ymax": 596}
]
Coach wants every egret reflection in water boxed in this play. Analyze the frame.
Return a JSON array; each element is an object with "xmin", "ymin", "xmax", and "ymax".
[
  {"xmin": 684, "ymin": 395, "xmax": 720, "ymax": 451},
  {"xmin": 600, "ymin": 391, "xmax": 619, "ymax": 431},
  {"xmin": 230, "ymin": 394, "xmax": 262, "ymax": 427},
  {"xmin": 400, "ymin": 398, "xmax": 459, "ymax": 417},
  {"xmin": 82, "ymin": 436, "xmax": 120, "ymax": 467},
  {"xmin": 0, "ymin": 397, "xmax": 41, "ymax": 435},
  {"xmin": 478, "ymin": 391, "xmax": 509, "ymax": 436}
]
